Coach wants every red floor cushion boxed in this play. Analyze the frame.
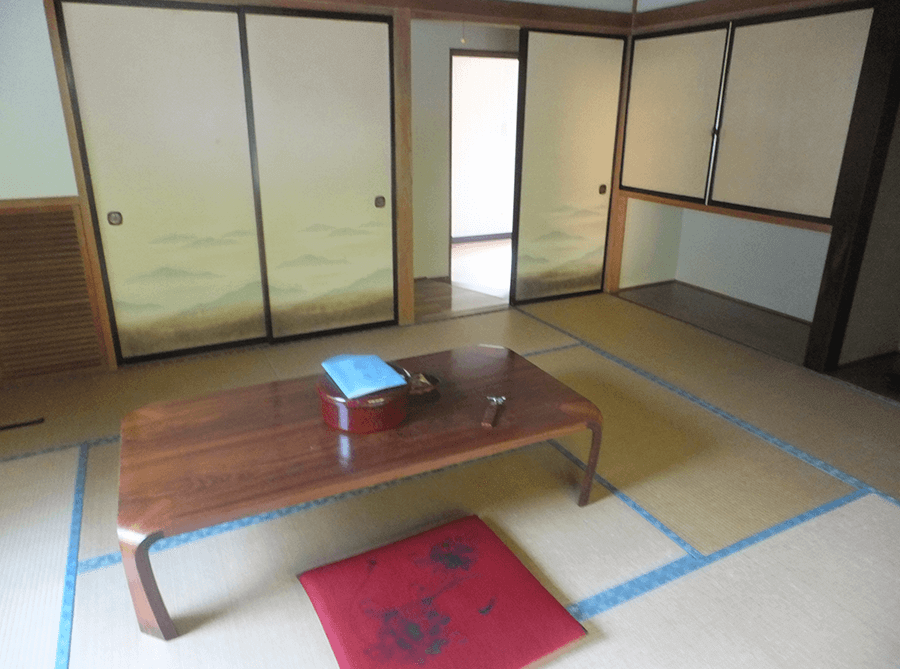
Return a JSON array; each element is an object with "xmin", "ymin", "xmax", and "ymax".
[{"xmin": 299, "ymin": 515, "xmax": 585, "ymax": 668}]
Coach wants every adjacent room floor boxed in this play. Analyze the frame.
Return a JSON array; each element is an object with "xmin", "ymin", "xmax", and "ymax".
[
  {"xmin": 3, "ymin": 294, "xmax": 899, "ymax": 669},
  {"xmin": 414, "ymin": 238, "xmax": 510, "ymax": 323}
]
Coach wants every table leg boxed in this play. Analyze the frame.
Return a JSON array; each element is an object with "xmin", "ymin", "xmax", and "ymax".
[
  {"xmin": 118, "ymin": 528, "xmax": 178, "ymax": 640},
  {"xmin": 578, "ymin": 421, "xmax": 603, "ymax": 507}
]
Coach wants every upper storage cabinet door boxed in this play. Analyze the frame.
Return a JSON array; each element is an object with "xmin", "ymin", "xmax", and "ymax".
[
  {"xmin": 712, "ymin": 9, "xmax": 873, "ymax": 218},
  {"xmin": 245, "ymin": 14, "xmax": 395, "ymax": 338},
  {"xmin": 62, "ymin": 3, "xmax": 265, "ymax": 359},
  {"xmin": 622, "ymin": 28, "xmax": 727, "ymax": 199},
  {"xmin": 515, "ymin": 31, "xmax": 624, "ymax": 302}
]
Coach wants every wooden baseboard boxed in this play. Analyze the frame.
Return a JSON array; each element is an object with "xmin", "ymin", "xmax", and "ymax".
[{"xmin": 451, "ymin": 233, "xmax": 512, "ymax": 244}]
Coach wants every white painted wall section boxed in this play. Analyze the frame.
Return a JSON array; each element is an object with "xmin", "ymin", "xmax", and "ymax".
[
  {"xmin": 0, "ymin": 0, "xmax": 77, "ymax": 199},
  {"xmin": 619, "ymin": 198, "xmax": 683, "ymax": 289},
  {"xmin": 676, "ymin": 210, "xmax": 830, "ymax": 322}
]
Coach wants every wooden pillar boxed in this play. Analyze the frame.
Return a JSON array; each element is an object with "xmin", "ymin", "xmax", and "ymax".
[
  {"xmin": 43, "ymin": 0, "xmax": 117, "ymax": 369},
  {"xmin": 805, "ymin": 1, "xmax": 900, "ymax": 371},
  {"xmin": 393, "ymin": 8, "xmax": 416, "ymax": 325},
  {"xmin": 603, "ymin": 10, "xmax": 634, "ymax": 294}
]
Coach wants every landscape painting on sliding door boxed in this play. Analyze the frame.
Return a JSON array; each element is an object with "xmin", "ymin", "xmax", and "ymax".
[
  {"xmin": 246, "ymin": 14, "xmax": 395, "ymax": 337},
  {"xmin": 515, "ymin": 31, "xmax": 623, "ymax": 301},
  {"xmin": 63, "ymin": 3, "xmax": 265, "ymax": 359}
]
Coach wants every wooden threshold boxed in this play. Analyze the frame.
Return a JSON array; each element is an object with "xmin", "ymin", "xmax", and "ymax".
[{"xmin": 414, "ymin": 277, "xmax": 508, "ymax": 323}]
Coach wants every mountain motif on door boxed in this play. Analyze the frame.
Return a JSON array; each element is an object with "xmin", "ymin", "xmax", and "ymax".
[{"xmin": 515, "ymin": 205, "xmax": 606, "ymax": 301}]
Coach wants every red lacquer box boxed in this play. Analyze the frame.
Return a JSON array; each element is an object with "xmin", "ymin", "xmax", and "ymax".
[{"xmin": 316, "ymin": 372, "xmax": 410, "ymax": 434}]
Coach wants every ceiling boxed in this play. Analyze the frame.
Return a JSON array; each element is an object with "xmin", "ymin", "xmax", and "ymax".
[{"xmin": 493, "ymin": 0, "xmax": 699, "ymax": 12}]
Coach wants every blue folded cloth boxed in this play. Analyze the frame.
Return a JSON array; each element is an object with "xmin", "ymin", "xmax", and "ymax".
[{"xmin": 321, "ymin": 354, "xmax": 407, "ymax": 399}]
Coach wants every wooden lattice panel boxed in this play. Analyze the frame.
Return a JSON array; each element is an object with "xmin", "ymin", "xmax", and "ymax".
[{"xmin": 0, "ymin": 207, "xmax": 103, "ymax": 379}]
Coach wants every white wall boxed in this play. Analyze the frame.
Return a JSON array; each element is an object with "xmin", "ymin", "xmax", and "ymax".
[
  {"xmin": 619, "ymin": 198, "xmax": 682, "ymax": 288},
  {"xmin": 620, "ymin": 199, "xmax": 832, "ymax": 321},
  {"xmin": 676, "ymin": 210, "xmax": 831, "ymax": 321},
  {"xmin": 0, "ymin": 0, "xmax": 77, "ymax": 199},
  {"xmin": 840, "ymin": 106, "xmax": 900, "ymax": 365},
  {"xmin": 411, "ymin": 21, "xmax": 519, "ymax": 278}
]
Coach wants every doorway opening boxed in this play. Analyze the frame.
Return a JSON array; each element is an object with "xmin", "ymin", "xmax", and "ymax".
[{"xmin": 449, "ymin": 52, "xmax": 519, "ymax": 309}]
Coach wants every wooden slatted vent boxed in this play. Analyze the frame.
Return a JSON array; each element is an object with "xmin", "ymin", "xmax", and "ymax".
[{"xmin": 0, "ymin": 208, "xmax": 103, "ymax": 380}]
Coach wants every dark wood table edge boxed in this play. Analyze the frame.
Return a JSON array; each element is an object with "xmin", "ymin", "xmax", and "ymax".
[
  {"xmin": 117, "ymin": 351, "xmax": 604, "ymax": 641},
  {"xmin": 119, "ymin": 418, "xmax": 602, "ymax": 641}
]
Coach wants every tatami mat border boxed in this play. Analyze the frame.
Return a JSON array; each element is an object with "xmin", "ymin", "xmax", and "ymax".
[
  {"xmin": 548, "ymin": 440, "xmax": 704, "ymax": 559},
  {"xmin": 522, "ymin": 342, "xmax": 582, "ymax": 357},
  {"xmin": 22, "ymin": 317, "xmax": 897, "ymax": 668},
  {"xmin": 55, "ymin": 443, "xmax": 89, "ymax": 669},
  {"xmin": 0, "ymin": 434, "xmax": 118, "ymax": 464},
  {"xmin": 567, "ymin": 489, "xmax": 870, "ymax": 621},
  {"xmin": 516, "ymin": 308, "xmax": 898, "ymax": 505}
]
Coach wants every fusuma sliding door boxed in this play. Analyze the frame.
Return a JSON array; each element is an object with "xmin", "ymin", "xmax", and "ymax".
[
  {"xmin": 62, "ymin": 2, "xmax": 265, "ymax": 359},
  {"xmin": 711, "ymin": 8, "xmax": 872, "ymax": 218},
  {"xmin": 245, "ymin": 14, "xmax": 395, "ymax": 338},
  {"xmin": 61, "ymin": 3, "xmax": 397, "ymax": 359},
  {"xmin": 513, "ymin": 30, "xmax": 623, "ymax": 302},
  {"xmin": 621, "ymin": 27, "xmax": 728, "ymax": 200}
]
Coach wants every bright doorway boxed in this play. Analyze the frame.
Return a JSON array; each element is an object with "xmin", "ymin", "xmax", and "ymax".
[{"xmin": 450, "ymin": 52, "xmax": 519, "ymax": 302}]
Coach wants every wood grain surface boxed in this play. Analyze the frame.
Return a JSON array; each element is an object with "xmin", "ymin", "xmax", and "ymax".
[
  {"xmin": 119, "ymin": 345, "xmax": 601, "ymax": 538},
  {"xmin": 118, "ymin": 345, "xmax": 602, "ymax": 638}
]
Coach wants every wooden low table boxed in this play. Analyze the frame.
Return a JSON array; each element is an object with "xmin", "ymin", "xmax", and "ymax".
[{"xmin": 118, "ymin": 345, "xmax": 603, "ymax": 640}]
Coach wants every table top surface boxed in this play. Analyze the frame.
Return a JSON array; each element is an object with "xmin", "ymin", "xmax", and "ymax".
[{"xmin": 118, "ymin": 345, "xmax": 601, "ymax": 539}]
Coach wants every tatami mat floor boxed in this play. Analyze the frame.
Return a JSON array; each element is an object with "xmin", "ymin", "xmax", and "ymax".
[{"xmin": 2, "ymin": 295, "xmax": 899, "ymax": 668}]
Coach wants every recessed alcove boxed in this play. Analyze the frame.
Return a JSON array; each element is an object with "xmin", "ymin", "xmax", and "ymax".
[{"xmin": 617, "ymin": 199, "xmax": 829, "ymax": 364}]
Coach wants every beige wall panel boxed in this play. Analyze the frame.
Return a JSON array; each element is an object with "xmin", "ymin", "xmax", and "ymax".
[
  {"xmin": 246, "ymin": 15, "xmax": 394, "ymax": 337},
  {"xmin": 63, "ymin": 4, "xmax": 265, "ymax": 358},
  {"xmin": 622, "ymin": 29, "xmax": 726, "ymax": 199},
  {"xmin": 712, "ymin": 9, "xmax": 872, "ymax": 218},
  {"xmin": 516, "ymin": 31, "xmax": 623, "ymax": 301}
]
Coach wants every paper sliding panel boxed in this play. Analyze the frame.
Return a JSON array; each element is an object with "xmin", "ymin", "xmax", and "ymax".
[
  {"xmin": 515, "ymin": 31, "xmax": 623, "ymax": 302},
  {"xmin": 622, "ymin": 28, "xmax": 727, "ymax": 199},
  {"xmin": 246, "ymin": 14, "xmax": 395, "ymax": 338},
  {"xmin": 712, "ymin": 9, "xmax": 872, "ymax": 218},
  {"xmin": 63, "ymin": 3, "xmax": 265, "ymax": 359}
]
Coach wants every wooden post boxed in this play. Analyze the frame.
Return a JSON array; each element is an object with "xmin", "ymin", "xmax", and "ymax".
[{"xmin": 393, "ymin": 8, "xmax": 416, "ymax": 325}]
